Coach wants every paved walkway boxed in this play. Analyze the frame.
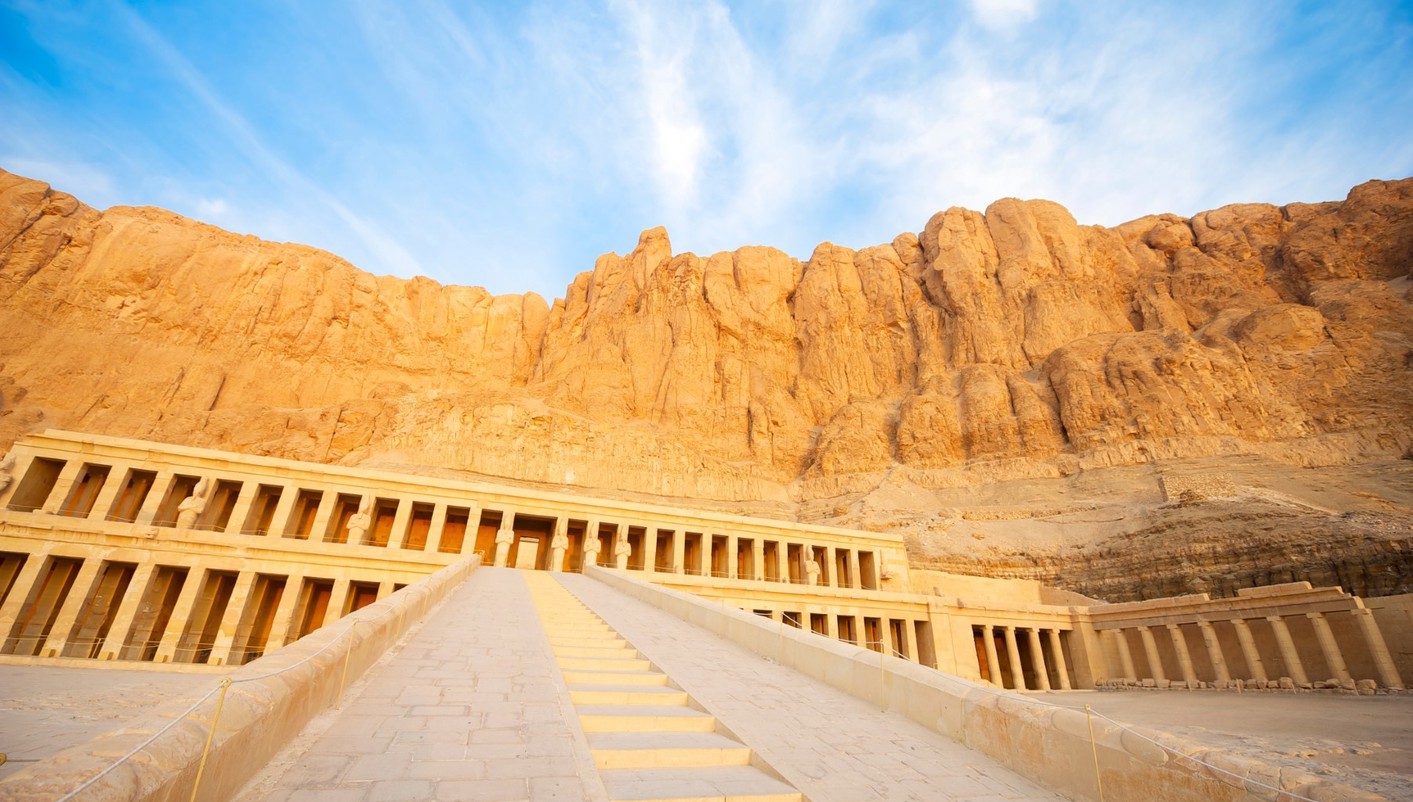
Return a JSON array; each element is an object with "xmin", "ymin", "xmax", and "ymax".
[
  {"xmin": 0, "ymin": 663, "xmax": 213, "ymax": 781},
  {"xmin": 238, "ymin": 567, "xmax": 606, "ymax": 802},
  {"xmin": 240, "ymin": 567, "xmax": 1065, "ymax": 801}
]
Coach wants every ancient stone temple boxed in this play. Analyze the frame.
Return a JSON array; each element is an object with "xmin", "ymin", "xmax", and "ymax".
[{"xmin": 0, "ymin": 167, "xmax": 1410, "ymax": 801}]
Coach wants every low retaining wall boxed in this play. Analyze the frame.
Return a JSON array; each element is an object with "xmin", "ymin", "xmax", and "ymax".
[
  {"xmin": 587, "ymin": 565, "xmax": 1383, "ymax": 802},
  {"xmin": 0, "ymin": 555, "xmax": 482, "ymax": 802}
]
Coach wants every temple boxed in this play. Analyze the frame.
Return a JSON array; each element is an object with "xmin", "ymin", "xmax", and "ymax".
[{"xmin": 2, "ymin": 429, "xmax": 1405, "ymax": 694}]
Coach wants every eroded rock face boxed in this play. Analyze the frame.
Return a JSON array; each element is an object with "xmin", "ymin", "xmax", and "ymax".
[{"xmin": 2, "ymin": 168, "xmax": 1411, "ymax": 597}]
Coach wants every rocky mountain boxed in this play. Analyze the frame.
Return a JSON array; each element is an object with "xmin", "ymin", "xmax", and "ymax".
[{"xmin": 2, "ymin": 167, "xmax": 1410, "ymax": 600}]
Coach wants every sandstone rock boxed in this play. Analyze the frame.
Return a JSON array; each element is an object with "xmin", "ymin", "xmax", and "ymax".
[{"xmin": 1, "ymin": 167, "xmax": 1410, "ymax": 602}]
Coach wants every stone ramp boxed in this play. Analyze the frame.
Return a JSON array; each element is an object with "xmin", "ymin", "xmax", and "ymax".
[
  {"xmin": 523, "ymin": 572, "xmax": 801, "ymax": 802},
  {"xmin": 558, "ymin": 572, "xmax": 1068, "ymax": 802},
  {"xmin": 240, "ymin": 566, "xmax": 1066, "ymax": 801}
]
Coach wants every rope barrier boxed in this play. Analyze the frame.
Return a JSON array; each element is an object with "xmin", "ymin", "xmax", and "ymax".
[{"xmin": 49, "ymin": 614, "xmax": 373, "ymax": 802}]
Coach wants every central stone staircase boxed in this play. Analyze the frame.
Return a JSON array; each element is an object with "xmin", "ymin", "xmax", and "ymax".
[{"xmin": 525, "ymin": 572, "xmax": 802, "ymax": 802}]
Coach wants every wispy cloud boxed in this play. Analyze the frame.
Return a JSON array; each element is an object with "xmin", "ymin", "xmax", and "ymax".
[{"xmin": 1, "ymin": 0, "xmax": 1408, "ymax": 300}]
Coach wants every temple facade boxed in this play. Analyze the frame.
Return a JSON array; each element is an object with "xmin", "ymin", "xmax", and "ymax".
[{"xmin": 0, "ymin": 430, "xmax": 1405, "ymax": 693}]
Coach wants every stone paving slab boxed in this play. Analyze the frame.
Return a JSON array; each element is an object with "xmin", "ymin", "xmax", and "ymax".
[
  {"xmin": 0, "ymin": 663, "xmax": 214, "ymax": 781},
  {"xmin": 237, "ymin": 567, "xmax": 608, "ymax": 802},
  {"xmin": 559, "ymin": 573, "xmax": 1068, "ymax": 802}
]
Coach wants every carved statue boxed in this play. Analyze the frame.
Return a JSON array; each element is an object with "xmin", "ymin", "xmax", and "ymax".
[
  {"xmin": 175, "ymin": 478, "xmax": 210, "ymax": 529},
  {"xmin": 804, "ymin": 547, "xmax": 821, "ymax": 587},
  {"xmin": 346, "ymin": 498, "xmax": 372, "ymax": 544},
  {"xmin": 0, "ymin": 453, "xmax": 14, "ymax": 494},
  {"xmin": 549, "ymin": 527, "xmax": 570, "ymax": 573},
  {"xmin": 493, "ymin": 527, "xmax": 515, "ymax": 568},
  {"xmin": 582, "ymin": 533, "xmax": 602, "ymax": 570},
  {"xmin": 612, "ymin": 530, "xmax": 632, "ymax": 570}
]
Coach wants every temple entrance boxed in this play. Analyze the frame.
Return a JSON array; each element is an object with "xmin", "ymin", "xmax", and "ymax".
[{"xmin": 513, "ymin": 537, "xmax": 541, "ymax": 570}]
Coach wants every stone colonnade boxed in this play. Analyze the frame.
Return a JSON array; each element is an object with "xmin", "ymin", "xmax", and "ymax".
[
  {"xmin": 0, "ymin": 431, "xmax": 910, "ymax": 667},
  {"xmin": 975, "ymin": 624, "xmax": 1074, "ymax": 691},
  {"xmin": 1096, "ymin": 609, "xmax": 1403, "ymax": 691}
]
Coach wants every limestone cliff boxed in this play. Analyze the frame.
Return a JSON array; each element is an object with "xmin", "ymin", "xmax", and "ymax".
[{"xmin": 2, "ymin": 167, "xmax": 1410, "ymax": 600}]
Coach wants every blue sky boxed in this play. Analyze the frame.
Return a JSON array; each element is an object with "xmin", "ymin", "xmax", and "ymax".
[{"xmin": 3, "ymin": 1, "xmax": 1411, "ymax": 301}]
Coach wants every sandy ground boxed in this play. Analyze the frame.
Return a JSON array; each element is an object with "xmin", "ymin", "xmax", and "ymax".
[
  {"xmin": 0, "ymin": 662, "xmax": 217, "ymax": 781},
  {"xmin": 1033, "ymin": 689, "xmax": 1413, "ymax": 801}
]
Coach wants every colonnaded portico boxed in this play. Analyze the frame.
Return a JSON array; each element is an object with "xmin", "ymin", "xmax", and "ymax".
[{"xmin": 0, "ymin": 429, "xmax": 1406, "ymax": 698}]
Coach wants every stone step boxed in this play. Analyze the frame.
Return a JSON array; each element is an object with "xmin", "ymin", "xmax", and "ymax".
[
  {"xmin": 555, "ymin": 644, "xmax": 640, "ymax": 658},
  {"xmin": 569, "ymin": 685, "xmax": 691, "ymax": 706},
  {"xmin": 589, "ymin": 731, "xmax": 752, "ymax": 769},
  {"xmin": 577, "ymin": 705, "xmax": 719, "ymax": 733},
  {"xmin": 550, "ymin": 637, "xmax": 632, "ymax": 650},
  {"xmin": 600, "ymin": 766, "xmax": 802, "ymax": 802},
  {"xmin": 557, "ymin": 656, "xmax": 653, "ymax": 671},
  {"xmin": 563, "ymin": 669, "xmax": 669, "ymax": 687}
]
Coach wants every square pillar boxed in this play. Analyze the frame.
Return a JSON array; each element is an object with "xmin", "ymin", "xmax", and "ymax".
[
  {"xmin": 0, "ymin": 553, "xmax": 52, "ymax": 637},
  {"xmin": 726, "ymin": 535, "xmax": 738, "ymax": 579},
  {"xmin": 386, "ymin": 499, "xmax": 414, "ymax": 549},
  {"xmin": 1267, "ymin": 615, "xmax": 1309, "ymax": 685},
  {"xmin": 1026, "ymin": 627, "xmax": 1052, "ymax": 690},
  {"xmin": 1231, "ymin": 618, "xmax": 1268, "ymax": 684},
  {"xmin": 39, "ymin": 558, "xmax": 106, "ymax": 656},
  {"xmin": 321, "ymin": 579, "xmax": 353, "ymax": 628},
  {"xmin": 153, "ymin": 567, "xmax": 209, "ymax": 663},
  {"xmin": 210, "ymin": 572, "xmax": 258, "ymax": 665},
  {"xmin": 1306, "ymin": 612, "xmax": 1353, "ymax": 684},
  {"xmin": 1197, "ymin": 620, "xmax": 1231, "ymax": 683},
  {"xmin": 263, "ymin": 572, "xmax": 305, "ymax": 650},
  {"xmin": 1353, "ymin": 609, "xmax": 1404, "ymax": 689},
  {"xmin": 38, "ymin": 461, "xmax": 87, "ymax": 514},
  {"xmin": 1138, "ymin": 626, "xmax": 1166, "ymax": 681},
  {"xmin": 982, "ymin": 625, "xmax": 1002, "ymax": 685},
  {"xmin": 671, "ymin": 529, "xmax": 686, "ymax": 575},
  {"xmin": 307, "ymin": 491, "xmax": 341, "ymax": 543},
  {"xmin": 1047, "ymin": 629, "xmax": 1073, "ymax": 690},
  {"xmin": 1003, "ymin": 626, "xmax": 1026, "ymax": 690},
  {"xmin": 1166, "ymin": 624, "xmax": 1198, "ymax": 685},
  {"xmin": 221, "ymin": 481, "xmax": 261, "ymax": 534},
  {"xmin": 264, "ymin": 483, "xmax": 299, "ymax": 539},
  {"xmin": 97, "ymin": 563, "xmax": 156, "ymax": 660},
  {"xmin": 88, "ymin": 463, "xmax": 134, "ymax": 522},
  {"xmin": 750, "ymin": 539, "xmax": 765, "ymax": 581}
]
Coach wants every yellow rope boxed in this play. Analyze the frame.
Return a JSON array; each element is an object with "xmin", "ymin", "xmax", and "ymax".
[{"xmin": 188, "ymin": 677, "xmax": 232, "ymax": 802}]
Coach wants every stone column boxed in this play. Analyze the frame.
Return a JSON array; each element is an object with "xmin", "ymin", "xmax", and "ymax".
[
  {"xmin": 210, "ymin": 572, "xmax": 258, "ymax": 665},
  {"xmin": 1230, "ymin": 618, "xmax": 1268, "ymax": 684},
  {"xmin": 1138, "ymin": 626, "xmax": 1166, "ymax": 681},
  {"xmin": 1196, "ymin": 620, "xmax": 1231, "ymax": 683},
  {"xmin": 726, "ymin": 534, "xmax": 739, "ymax": 579},
  {"xmin": 1166, "ymin": 624, "xmax": 1199, "ymax": 685},
  {"xmin": 580, "ymin": 519, "xmax": 602, "ymax": 571},
  {"xmin": 153, "ymin": 567, "xmax": 209, "ymax": 663},
  {"xmin": 0, "ymin": 553, "xmax": 50, "ymax": 640},
  {"xmin": 825, "ymin": 614, "xmax": 838, "ymax": 639},
  {"xmin": 1267, "ymin": 615, "xmax": 1309, "ymax": 686},
  {"xmin": 982, "ymin": 625, "xmax": 1002, "ymax": 685},
  {"xmin": 386, "ymin": 499, "xmax": 414, "ymax": 549},
  {"xmin": 38, "ymin": 460, "xmax": 86, "ymax": 514},
  {"xmin": 848, "ymin": 550, "xmax": 862, "ymax": 590},
  {"xmin": 902, "ymin": 619, "xmax": 919, "ymax": 663},
  {"xmin": 39, "ymin": 558, "xmax": 105, "ymax": 657},
  {"xmin": 1306, "ymin": 612, "xmax": 1353, "ymax": 684},
  {"xmin": 1112, "ymin": 629, "xmax": 1138, "ymax": 681},
  {"xmin": 751, "ymin": 539, "xmax": 766, "ymax": 581},
  {"xmin": 308, "ymin": 492, "xmax": 340, "ymax": 543},
  {"xmin": 1026, "ymin": 628, "xmax": 1052, "ymax": 690},
  {"xmin": 425, "ymin": 503, "xmax": 450, "ymax": 554},
  {"xmin": 1352, "ymin": 609, "xmax": 1404, "ymax": 689},
  {"xmin": 258, "ymin": 483, "xmax": 296, "ymax": 538},
  {"xmin": 221, "ymin": 481, "xmax": 260, "ymax": 534},
  {"xmin": 321, "ymin": 579, "xmax": 353, "ymax": 628},
  {"xmin": 87, "ymin": 463, "xmax": 132, "ymax": 521},
  {"xmin": 671, "ymin": 528, "xmax": 686, "ymax": 575},
  {"xmin": 1047, "ymin": 629, "xmax": 1073, "ymax": 690},
  {"xmin": 97, "ymin": 563, "xmax": 156, "ymax": 660},
  {"xmin": 262, "ymin": 572, "xmax": 305, "ymax": 651},
  {"xmin": 1004, "ymin": 626, "xmax": 1026, "ymax": 690},
  {"xmin": 134, "ymin": 470, "xmax": 178, "ymax": 526},
  {"xmin": 642, "ymin": 525, "xmax": 659, "ymax": 574},
  {"xmin": 824, "ymin": 546, "xmax": 838, "ymax": 587}
]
